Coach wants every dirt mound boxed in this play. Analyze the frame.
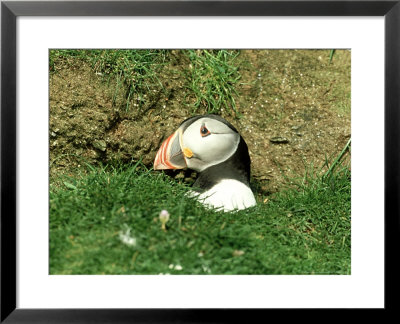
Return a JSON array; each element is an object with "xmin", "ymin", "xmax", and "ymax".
[{"xmin": 50, "ymin": 50, "xmax": 350, "ymax": 195}]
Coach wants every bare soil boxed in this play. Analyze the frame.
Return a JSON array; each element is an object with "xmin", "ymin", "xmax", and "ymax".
[{"xmin": 50, "ymin": 50, "xmax": 350, "ymax": 196}]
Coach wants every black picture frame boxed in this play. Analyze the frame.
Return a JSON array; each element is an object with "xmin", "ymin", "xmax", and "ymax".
[{"xmin": 1, "ymin": 0, "xmax": 399, "ymax": 322}]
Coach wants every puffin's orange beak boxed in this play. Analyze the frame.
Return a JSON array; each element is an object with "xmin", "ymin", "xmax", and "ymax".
[{"xmin": 154, "ymin": 130, "xmax": 187, "ymax": 170}]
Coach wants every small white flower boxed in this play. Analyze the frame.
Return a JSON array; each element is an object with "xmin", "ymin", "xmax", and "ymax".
[
  {"xmin": 159, "ymin": 210, "xmax": 170, "ymax": 232},
  {"xmin": 159, "ymin": 210, "xmax": 170, "ymax": 222},
  {"xmin": 118, "ymin": 227, "xmax": 137, "ymax": 247},
  {"xmin": 168, "ymin": 264, "xmax": 183, "ymax": 271}
]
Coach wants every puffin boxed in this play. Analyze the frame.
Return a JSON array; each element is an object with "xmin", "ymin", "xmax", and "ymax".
[{"xmin": 154, "ymin": 114, "xmax": 256, "ymax": 212}]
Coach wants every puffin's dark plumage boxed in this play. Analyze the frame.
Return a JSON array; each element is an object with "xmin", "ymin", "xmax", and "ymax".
[
  {"xmin": 192, "ymin": 135, "xmax": 251, "ymax": 191},
  {"xmin": 154, "ymin": 114, "xmax": 256, "ymax": 211}
]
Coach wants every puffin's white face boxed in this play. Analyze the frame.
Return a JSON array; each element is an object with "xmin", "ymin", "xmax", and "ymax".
[
  {"xmin": 154, "ymin": 116, "xmax": 240, "ymax": 172},
  {"xmin": 181, "ymin": 117, "xmax": 240, "ymax": 172}
]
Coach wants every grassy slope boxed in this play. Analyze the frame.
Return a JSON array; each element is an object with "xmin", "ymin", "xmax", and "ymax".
[{"xmin": 50, "ymin": 163, "xmax": 350, "ymax": 275}]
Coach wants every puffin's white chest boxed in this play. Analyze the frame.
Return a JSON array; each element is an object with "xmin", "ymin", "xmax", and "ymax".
[{"xmin": 190, "ymin": 179, "xmax": 256, "ymax": 212}]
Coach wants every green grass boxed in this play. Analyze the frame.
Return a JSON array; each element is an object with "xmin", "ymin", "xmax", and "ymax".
[
  {"xmin": 329, "ymin": 49, "xmax": 336, "ymax": 63},
  {"xmin": 50, "ymin": 162, "xmax": 351, "ymax": 275},
  {"xmin": 184, "ymin": 50, "xmax": 241, "ymax": 116}
]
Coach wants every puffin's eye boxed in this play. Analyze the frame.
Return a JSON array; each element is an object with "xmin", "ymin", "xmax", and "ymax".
[{"xmin": 200, "ymin": 125, "xmax": 211, "ymax": 137}]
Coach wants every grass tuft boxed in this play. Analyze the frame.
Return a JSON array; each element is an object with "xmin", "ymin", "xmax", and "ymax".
[{"xmin": 184, "ymin": 50, "xmax": 241, "ymax": 116}]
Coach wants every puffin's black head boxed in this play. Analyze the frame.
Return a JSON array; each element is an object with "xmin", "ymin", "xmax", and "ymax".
[{"xmin": 154, "ymin": 114, "xmax": 251, "ymax": 188}]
